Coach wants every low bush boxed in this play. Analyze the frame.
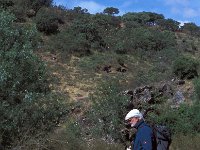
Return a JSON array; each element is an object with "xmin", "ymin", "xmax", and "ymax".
[
  {"xmin": 0, "ymin": 93, "xmax": 68, "ymax": 148},
  {"xmin": 170, "ymin": 134, "xmax": 200, "ymax": 150},
  {"xmin": 87, "ymin": 79, "xmax": 129, "ymax": 141},
  {"xmin": 173, "ymin": 55, "xmax": 199, "ymax": 79},
  {"xmin": 0, "ymin": 10, "xmax": 69, "ymax": 148},
  {"xmin": 49, "ymin": 17, "xmax": 107, "ymax": 57},
  {"xmin": 194, "ymin": 78, "xmax": 200, "ymax": 102},
  {"xmin": 35, "ymin": 7, "xmax": 64, "ymax": 34},
  {"xmin": 0, "ymin": 0, "xmax": 14, "ymax": 9},
  {"xmin": 107, "ymin": 27, "xmax": 176, "ymax": 54},
  {"xmin": 146, "ymin": 102, "xmax": 200, "ymax": 135}
]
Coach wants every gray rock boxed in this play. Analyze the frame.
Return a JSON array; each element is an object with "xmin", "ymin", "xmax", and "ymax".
[{"xmin": 173, "ymin": 91, "xmax": 185, "ymax": 104}]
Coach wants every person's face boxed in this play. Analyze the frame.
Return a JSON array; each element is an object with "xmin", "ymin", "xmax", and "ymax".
[{"xmin": 128, "ymin": 117, "xmax": 139, "ymax": 127}]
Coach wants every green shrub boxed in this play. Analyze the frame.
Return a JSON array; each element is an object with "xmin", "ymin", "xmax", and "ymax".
[
  {"xmin": 35, "ymin": 7, "xmax": 63, "ymax": 34},
  {"xmin": 0, "ymin": 93, "xmax": 68, "ymax": 148},
  {"xmin": 122, "ymin": 12, "xmax": 164, "ymax": 27},
  {"xmin": 10, "ymin": 6, "xmax": 27, "ymax": 22},
  {"xmin": 78, "ymin": 52, "xmax": 121, "ymax": 71},
  {"xmin": 31, "ymin": 0, "xmax": 52, "ymax": 11},
  {"xmin": 92, "ymin": 13, "xmax": 121, "ymax": 30},
  {"xmin": 107, "ymin": 27, "xmax": 176, "ymax": 54},
  {"xmin": 49, "ymin": 17, "xmax": 107, "ymax": 57},
  {"xmin": 89, "ymin": 139, "xmax": 124, "ymax": 150},
  {"xmin": 49, "ymin": 27, "xmax": 91, "ymax": 57},
  {"xmin": 0, "ymin": 0, "xmax": 14, "ymax": 9},
  {"xmin": 156, "ymin": 18, "xmax": 180, "ymax": 31},
  {"xmin": 0, "ymin": 10, "xmax": 68, "ymax": 148},
  {"xmin": 64, "ymin": 121, "xmax": 87, "ymax": 150},
  {"xmin": 173, "ymin": 55, "xmax": 199, "ymax": 79},
  {"xmin": 170, "ymin": 134, "xmax": 200, "ymax": 150},
  {"xmin": 11, "ymin": 0, "xmax": 53, "ymax": 12},
  {"xmin": 147, "ymin": 103, "xmax": 200, "ymax": 135},
  {"xmin": 194, "ymin": 78, "xmax": 200, "ymax": 102},
  {"xmin": 87, "ymin": 79, "xmax": 129, "ymax": 141},
  {"xmin": 0, "ymin": 11, "xmax": 47, "ymax": 103},
  {"xmin": 181, "ymin": 22, "xmax": 200, "ymax": 36}
]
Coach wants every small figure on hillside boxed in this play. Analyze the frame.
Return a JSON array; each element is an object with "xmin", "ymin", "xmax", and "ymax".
[{"xmin": 125, "ymin": 109, "xmax": 154, "ymax": 150}]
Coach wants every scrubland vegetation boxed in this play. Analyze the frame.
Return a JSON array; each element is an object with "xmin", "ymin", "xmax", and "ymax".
[{"xmin": 1, "ymin": 0, "xmax": 200, "ymax": 149}]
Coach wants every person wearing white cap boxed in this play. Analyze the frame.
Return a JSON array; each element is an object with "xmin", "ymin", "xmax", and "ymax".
[{"xmin": 125, "ymin": 109, "xmax": 154, "ymax": 150}]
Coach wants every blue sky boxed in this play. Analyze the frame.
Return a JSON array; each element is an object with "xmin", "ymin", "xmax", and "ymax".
[{"xmin": 53, "ymin": 0, "xmax": 200, "ymax": 26}]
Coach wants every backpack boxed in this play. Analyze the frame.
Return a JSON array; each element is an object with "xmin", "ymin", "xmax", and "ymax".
[{"xmin": 152, "ymin": 125, "xmax": 172, "ymax": 150}]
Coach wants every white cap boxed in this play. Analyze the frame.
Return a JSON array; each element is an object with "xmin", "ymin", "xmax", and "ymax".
[{"xmin": 125, "ymin": 109, "xmax": 143, "ymax": 120}]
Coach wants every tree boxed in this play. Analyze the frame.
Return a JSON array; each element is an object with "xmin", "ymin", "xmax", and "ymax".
[
  {"xmin": 103, "ymin": 7, "xmax": 119, "ymax": 16},
  {"xmin": 92, "ymin": 13, "xmax": 121, "ymax": 30},
  {"xmin": 0, "ymin": 0, "xmax": 14, "ymax": 9},
  {"xmin": 35, "ymin": 7, "xmax": 61, "ymax": 34},
  {"xmin": 31, "ymin": 0, "xmax": 53, "ymax": 11},
  {"xmin": 0, "ymin": 10, "xmax": 67, "ymax": 148},
  {"xmin": 13, "ymin": 0, "xmax": 53, "ymax": 12},
  {"xmin": 0, "ymin": 10, "xmax": 47, "ymax": 105},
  {"xmin": 146, "ymin": 12, "xmax": 164, "ymax": 25},
  {"xmin": 157, "ymin": 19, "xmax": 180, "ymax": 31},
  {"xmin": 122, "ymin": 12, "xmax": 164, "ymax": 27},
  {"xmin": 72, "ymin": 6, "xmax": 88, "ymax": 14},
  {"xmin": 87, "ymin": 79, "xmax": 129, "ymax": 140},
  {"xmin": 173, "ymin": 55, "xmax": 199, "ymax": 79},
  {"xmin": 181, "ymin": 22, "xmax": 200, "ymax": 36},
  {"xmin": 107, "ymin": 27, "xmax": 176, "ymax": 54},
  {"xmin": 49, "ymin": 16, "xmax": 107, "ymax": 56}
]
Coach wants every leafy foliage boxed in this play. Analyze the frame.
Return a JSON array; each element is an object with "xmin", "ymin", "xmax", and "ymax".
[
  {"xmin": 92, "ymin": 13, "xmax": 121, "ymax": 31},
  {"xmin": 14, "ymin": 0, "xmax": 53, "ymax": 12},
  {"xmin": 0, "ymin": 0, "xmax": 14, "ymax": 9},
  {"xmin": 0, "ymin": 11, "xmax": 48, "ymax": 102},
  {"xmin": 147, "ymin": 103, "xmax": 200, "ymax": 135},
  {"xmin": 71, "ymin": 6, "xmax": 88, "ymax": 14},
  {"xmin": 0, "ymin": 11, "xmax": 68, "ymax": 148},
  {"xmin": 103, "ymin": 7, "xmax": 119, "ymax": 16},
  {"xmin": 108, "ymin": 27, "xmax": 176, "ymax": 54},
  {"xmin": 87, "ymin": 79, "xmax": 129, "ymax": 141},
  {"xmin": 0, "ymin": 93, "xmax": 68, "ymax": 148},
  {"xmin": 122, "ymin": 12, "xmax": 164, "ymax": 27},
  {"xmin": 49, "ymin": 16, "xmax": 107, "ymax": 56},
  {"xmin": 181, "ymin": 22, "xmax": 200, "ymax": 36},
  {"xmin": 173, "ymin": 55, "xmax": 199, "ymax": 79},
  {"xmin": 1, "ymin": 3, "xmax": 200, "ymax": 149},
  {"xmin": 194, "ymin": 78, "xmax": 200, "ymax": 102},
  {"xmin": 157, "ymin": 19, "xmax": 180, "ymax": 31},
  {"xmin": 35, "ymin": 7, "xmax": 64, "ymax": 34}
]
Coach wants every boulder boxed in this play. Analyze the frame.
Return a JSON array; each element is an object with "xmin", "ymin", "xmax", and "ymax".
[
  {"xmin": 26, "ymin": 9, "xmax": 36, "ymax": 17},
  {"xmin": 173, "ymin": 91, "xmax": 185, "ymax": 105}
]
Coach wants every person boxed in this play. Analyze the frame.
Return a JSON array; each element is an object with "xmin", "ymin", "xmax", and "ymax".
[{"xmin": 125, "ymin": 109, "xmax": 154, "ymax": 150}]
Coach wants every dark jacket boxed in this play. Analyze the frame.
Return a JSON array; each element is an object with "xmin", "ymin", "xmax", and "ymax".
[{"xmin": 132, "ymin": 119, "xmax": 154, "ymax": 150}]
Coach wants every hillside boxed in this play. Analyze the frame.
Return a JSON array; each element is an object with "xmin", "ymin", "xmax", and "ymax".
[{"xmin": 1, "ymin": 1, "xmax": 200, "ymax": 149}]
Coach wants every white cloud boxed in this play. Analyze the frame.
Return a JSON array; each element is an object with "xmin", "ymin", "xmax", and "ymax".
[
  {"xmin": 170, "ymin": 6, "xmax": 200, "ymax": 19},
  {"xmin": 178, "ymin": 20, "xmax": 189, "ymax": 26},
  {"xmin": 75, "ymin": 1, "xmax": 106, "ymax": 14},
  {"xmin": 183, "ymin": 8, "xmax": 198, "ymax": 18},
  {"xmin": 165, "ymin": 0, "xmax": 190, "ymax": 6},
  {"xmin": 121, "ymin": 0, "xmax": 136, "ymax": 8},
  {"xmin": 54, "ymin": 0, "xmax": 106, "ymax": 13},
  {"xmin": 121, "ymin": 1, "xmax": 132, "ymax": 8},
  {"xmin": 171, "ymin": 7, "xmax": 181, "ymax": 14},
  {"xmin": 54, "ymin": 0, "xmax": 65, "ymax": 5}
]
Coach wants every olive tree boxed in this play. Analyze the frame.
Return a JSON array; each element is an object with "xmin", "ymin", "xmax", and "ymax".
[{"xmin": 103, "ymin": 7, "xmax": 119, "ymax": 16}]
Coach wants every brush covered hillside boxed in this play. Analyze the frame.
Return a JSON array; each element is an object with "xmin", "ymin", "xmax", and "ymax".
[{"xmin": 1, "ymin": 0, "xmax": 200, "ymax": 149}]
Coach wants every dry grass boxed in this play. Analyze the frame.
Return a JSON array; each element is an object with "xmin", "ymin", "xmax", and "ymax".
[
  {"xmin": 38, "ymin": 52, "xmax": 97, "ymax": 102},
  {"xmin": 36, "ymin": 50, "xmax": 199, "ymax": 150},
  {"xmin": 170, "ymin": 134, "xmax": 200, "ymax": 150}
]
